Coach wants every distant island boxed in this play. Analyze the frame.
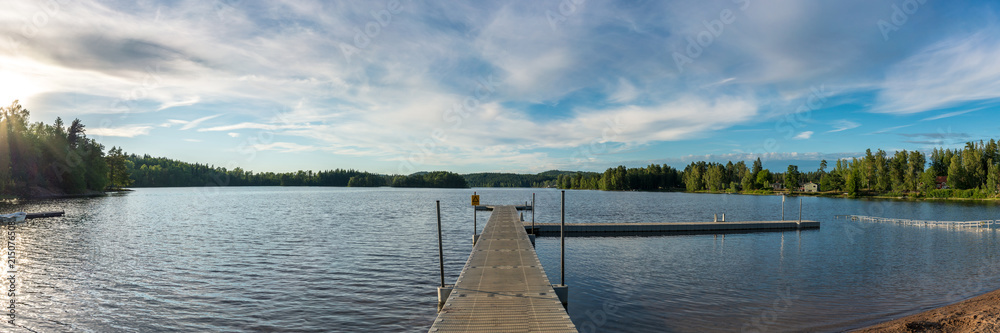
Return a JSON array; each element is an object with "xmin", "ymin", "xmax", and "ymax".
[{"xmin": 2, "ymin": 100, "xmax": 998, "ymax": 200}]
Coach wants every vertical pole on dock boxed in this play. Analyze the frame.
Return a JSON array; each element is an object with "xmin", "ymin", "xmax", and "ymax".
[
  {"xmin": 798, "ymin": 198, "xmax": 802, "ymax": 223},
  {"xmin": 560, "ymin": 190, "xmax": 565, "ymax": 286},
  {"xmin": 531, "ymin": 193, "xmax": 535, "ymax": 235},
  {"xmin": 781, "ymin": 195, "xmax": 785, "ymax": 221},
  {"xmin": 473, "ymin": 192, "xmax": 477, "ymax": 243},
  {"xmin": 437, "ymin": 200, "xmax": 445, "ymax": 288}
]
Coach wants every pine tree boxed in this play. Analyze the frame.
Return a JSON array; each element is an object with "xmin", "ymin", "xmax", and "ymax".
[
  {"xmin": 947, "ymin": 155, "xmax": 965, "ymax": 189},
  {"xmin": 106, "ymin": 146, "xmax": 133, "ymax": 189},
  {"xmin": 784, "ymin": 165, "xmax": 800, "ymax": 191}
]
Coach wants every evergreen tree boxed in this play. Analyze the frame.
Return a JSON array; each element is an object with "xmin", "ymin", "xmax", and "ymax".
[
  {"xmin": 987, "ymin": 161, "xmax": 1000, "ymax": 194},
  {"xmin": 741, "ymin": 165, "xmax": 755, "ymax": 191},
  {"xmin": 947, "ymin": 155, "xmax": 965, "ymax": 189},
  {"xmin": 846, "ymin": 169, "xmax": 860, "ymax": 197},
  {"xmin": 784, "ymin": 165, "xmax": 800, "ymax": 191},
  {"xmin": 106, "ymin": 146, "xmax": 133, "ymax": 189}
]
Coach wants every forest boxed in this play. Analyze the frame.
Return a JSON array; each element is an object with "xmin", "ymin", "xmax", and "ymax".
[
  {"xmin": 557, "ymin": 140, "xmax": 1000, "ymax": 199},
  {"xmin": 127, "ymin": 154, "xmax": 468, "ymax": 188},
  {"xmin": 555, "ymin": 165, "xmax": 683, "ymax": 191},
  {"xmin": 0, "ymin": 101, "xmax": 129, "ymax": 197},
  {"xmin": 127, "ymin": 154, "xmax": 388, "ymax": 187},
  {"xmin": 5, "ymin": 100, "xmax": 1000, "ymax": 199},
  {"xmin": 463, "ymin": 170, "xmax": 576, "ymax": 188}
]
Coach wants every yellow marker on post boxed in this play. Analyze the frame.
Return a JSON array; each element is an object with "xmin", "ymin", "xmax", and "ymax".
[{"xmin": 471, "ymin": 194, "xmax": 480, "ymax": 206}]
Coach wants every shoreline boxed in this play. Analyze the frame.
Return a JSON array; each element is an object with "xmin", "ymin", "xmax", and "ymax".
[{"xmin": 852, "ymin": 288, "xmax": 1000, "ymax": 332}]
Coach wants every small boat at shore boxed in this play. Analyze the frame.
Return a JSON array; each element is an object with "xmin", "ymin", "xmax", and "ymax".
[{"xmin": 0, "ymin": 212, "xmax": 27, "ymax": 224}]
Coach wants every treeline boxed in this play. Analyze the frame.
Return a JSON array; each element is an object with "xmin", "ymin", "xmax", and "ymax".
[
  {"xmin": 128, "ymin": 154, "xmax": 387, "ymax": 187},
  {"xmin": 678, "ymin": 158, "xmax": 806, "ymax": 193},
  {"xmin": 0, "ymin": 101, "xmax": 129, "ymax": 196},
  {"xmin": 556, "ymin": 165, "xmax": 683, "ymax": 191},
  {"xmin": 463, "ymin": 170, "xmax": 572, "ymax": 188},
  {"xmin": 127, "ymin": 154, "xmax": 468, "ymax": 188},
  {"xmin": 821, "ymin": 142, "xmax": 1000, "ymax": 198},
  {"xmin": 556, "ymin": 139, "xmax": 1000, "ymax": 199},
  {"xmin": 389, "ymin": 171, "xmax": 468, "ymax": 188}
]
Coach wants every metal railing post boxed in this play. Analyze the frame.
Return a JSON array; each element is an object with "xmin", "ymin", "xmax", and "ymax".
[
  {"xmin": 437, "ymin": 200, "xmax": 444, "ymax": 288},
  {"xmin": 560, "ymin": 190, "xmax": 565, "ymax": 286}
]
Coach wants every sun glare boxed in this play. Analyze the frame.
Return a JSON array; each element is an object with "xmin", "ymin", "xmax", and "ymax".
[{"xmin": 0, "ymin": 70, "xmax": 43, "ymax": 107}]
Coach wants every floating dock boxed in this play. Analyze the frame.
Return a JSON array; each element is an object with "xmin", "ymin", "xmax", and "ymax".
[
  {"xmin": 524, "ymin": 220, "xmax": 819, "ymax": 236},
  {"xmin": 475, "ymin": 205, "xmax": 532, "ymax": 211},
  {"xmin": 847, "ymin": 215, "xmax": 995, "ymax": 228},
  {"xmin": 430, "ymin": 206, "xmax": 576, "ymax": 332},
  {"xmin": 26, "ymin": 211, "xmax": 64, "ymax": 219}
]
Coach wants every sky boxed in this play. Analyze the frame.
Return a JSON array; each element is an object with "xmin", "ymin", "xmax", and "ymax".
[{"xmin": 2, "ymin": 0, "xmax": 1000, "ymax": 175}]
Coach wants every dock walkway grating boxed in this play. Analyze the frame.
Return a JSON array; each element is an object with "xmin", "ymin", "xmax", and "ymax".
[{"xmin": 430, "ymin": 206, "xmax": 577, "ymax": 333}]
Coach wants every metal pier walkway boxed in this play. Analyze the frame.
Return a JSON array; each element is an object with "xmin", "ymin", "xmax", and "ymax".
[{"xmin": 430, "ymin": 206, "xmax": 577, "ymax": 332}]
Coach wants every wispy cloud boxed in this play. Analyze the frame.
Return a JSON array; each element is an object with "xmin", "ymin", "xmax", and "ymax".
[
  {"xmin": 251, "ymin": 142, "xmax": 321, "ymax": 153},
  {"xmin": 827, "ymin": 120, "xmax": 860, "ymax": 133},
  {"xmin": 89, "ymin": 125, "xmax": 153, "ymax": 138},
  {"xmin": 157, "ymin": 97, "xmax": 201, "ymax": 111},
  {"xmin": 869, "ymin": 125, "xmax": 912, "ymax": 135},
  {"xmin": 794, "ymin": 131, "xmax": 814, "ymax": 140},
  {"xmin": 199, "ymin": 122, "xmax": 311, "ymax": 132},
  {"xmin": 875, "ymin": 31, "xmax": 1000, "ymax": 114},
  {"xmin": 162, "ymin": 114, "xmax": 222, "ymax": 130},
  {"xmin": 897, "ymin": 132, "xmax": 971, "ymax": 146},
  {"xmin": 609, "ymin": 78, "xmax": 638, "ymax": 103},
  {"xmin": 921, "ymin": 108, "xmax": 982, "ymax": 121}
]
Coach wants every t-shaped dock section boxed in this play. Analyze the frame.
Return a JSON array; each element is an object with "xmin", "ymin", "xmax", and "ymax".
[{"xmin": 430, "ymin": 206, "xmax": 577, "ymax": 332}]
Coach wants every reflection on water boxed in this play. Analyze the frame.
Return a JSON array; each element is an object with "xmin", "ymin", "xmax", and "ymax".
[{"xmin": 0, "ymin": 188, "xmax": 998, "ymax": 332}]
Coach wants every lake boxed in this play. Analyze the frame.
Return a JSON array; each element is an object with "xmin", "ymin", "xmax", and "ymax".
[{"xmin": 1, "ymin": 187, "xmax": 999, "ymax": 332}]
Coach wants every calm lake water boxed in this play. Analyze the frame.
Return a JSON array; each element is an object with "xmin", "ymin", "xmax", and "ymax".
[{"xmin": 1, "ymin": 187, "xmax": 999, "ymax": 332}]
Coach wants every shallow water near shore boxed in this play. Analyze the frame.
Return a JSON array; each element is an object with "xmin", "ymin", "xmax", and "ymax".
[{"xmin": 1, "ymin": 187, "xmax": 999, "ymax": 332}]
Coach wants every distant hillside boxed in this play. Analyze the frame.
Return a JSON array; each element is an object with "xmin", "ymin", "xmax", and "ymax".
[{"xmin": 462, "ymin": 170, "xmax": 595, "ymax": 188}]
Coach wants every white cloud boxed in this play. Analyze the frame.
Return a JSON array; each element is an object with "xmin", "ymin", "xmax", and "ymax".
[
  {"xmin": 199, "ymin": 122, "xmax": 311, "ymax": 132},
  {"xmin": 794, "ymin": 131, "xmax": 814, "ymax": 140},
  {"xmin": 163, "ymin": 114, "xmax": 223, "ymax": 131},
  {"xmin": 869, "ymin": 125, "xmax": 912, "ymax": 135},
  {"xmin": 921, "ymin": 108, "xmax": 982, "ymax": 121},
  {"xmin": 827, "ymin": 120, "xmax": 860, "ymax": 133},
  {"xmin": 252, "ymin": 142, "xmax": 320, "ymax": 153},
  {"xmin": 89, "ymin": 125, "xmax": 153, "ymax": 138},
  {"xmin": 609, "ymin": 78, "xmax": 638, "ymax": 103},
  {"xmin": 876, "ymin": 31, "xmax": 1000, "ymax": 114},
  {"xmin": 227, "ymin": 132, "xmax": 240, "ymax": 137},
  {"xmin": 157, "ymin": 97, "xmax": 201, "ymax": 111}
]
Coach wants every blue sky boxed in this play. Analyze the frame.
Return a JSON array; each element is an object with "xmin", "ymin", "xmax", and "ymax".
[{"xmin": 2, "ymin": 0, "xmax": 1000, "ymax": 174}]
